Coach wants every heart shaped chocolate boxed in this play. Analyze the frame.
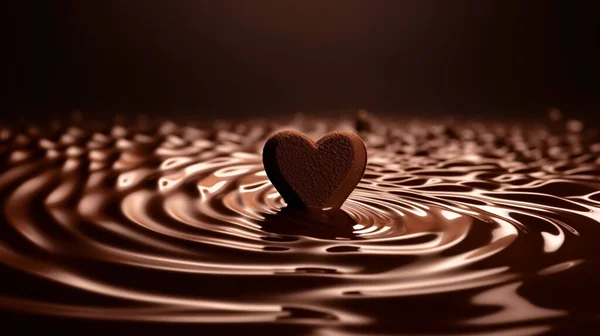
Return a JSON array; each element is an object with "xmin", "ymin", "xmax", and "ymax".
[{"xmin": 262, "ymin": 130, "xmax": 367, "ymax": 210}]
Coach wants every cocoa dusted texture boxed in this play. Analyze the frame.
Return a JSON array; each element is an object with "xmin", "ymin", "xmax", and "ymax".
[{"xmin": 262, "ymin": 130, "xmax": 367, "ymax": 210}]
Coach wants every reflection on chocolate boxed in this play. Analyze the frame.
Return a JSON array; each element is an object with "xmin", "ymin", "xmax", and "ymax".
[
  {"xmin": 260, "ymin": 207, "xmax": 358, "ymax": 240},
  {"xmin": 1, "ymin": 115, "xmax": 600, "ymax": 333}
]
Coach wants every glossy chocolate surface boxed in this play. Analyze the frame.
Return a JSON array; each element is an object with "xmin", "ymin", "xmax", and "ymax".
[{"xmin": 0, "ymin": 115, "xmax": 599, "ymax": 334}]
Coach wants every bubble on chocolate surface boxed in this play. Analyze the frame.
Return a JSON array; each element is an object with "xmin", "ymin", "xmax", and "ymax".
[{"xmin": 0, "ymin": 114, "xmax": 600, "ymax": 334}]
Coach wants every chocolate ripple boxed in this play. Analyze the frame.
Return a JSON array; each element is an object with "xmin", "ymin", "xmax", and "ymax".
[{"xmin": 1, "ymin": 116, "xmax": 600, "ymax": 334}]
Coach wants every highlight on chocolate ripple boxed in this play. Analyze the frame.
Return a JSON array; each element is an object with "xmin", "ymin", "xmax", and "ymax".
[{"xmin": 1, "ymin": 113, "xmax": 600, "ymax": 334}]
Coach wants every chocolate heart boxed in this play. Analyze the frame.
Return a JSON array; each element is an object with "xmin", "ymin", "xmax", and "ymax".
[{"xmin": 262, "ymin": 130, "xmax": 367, "ymax": 210}]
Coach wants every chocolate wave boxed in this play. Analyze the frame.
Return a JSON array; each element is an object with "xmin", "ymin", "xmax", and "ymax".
[{"xmin": 0, "ymin": 115, "xmax": 599, "ymax": 334}]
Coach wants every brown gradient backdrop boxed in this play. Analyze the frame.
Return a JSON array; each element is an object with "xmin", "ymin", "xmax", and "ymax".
[{"xmin": 3, "ymin": 1, "xmax": 599, "ymax": 122}]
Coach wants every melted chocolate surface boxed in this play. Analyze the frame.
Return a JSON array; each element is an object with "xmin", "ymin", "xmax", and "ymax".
[{"xmin": 1, "ymin": 115, "xmax": 599, "ymax": 334}]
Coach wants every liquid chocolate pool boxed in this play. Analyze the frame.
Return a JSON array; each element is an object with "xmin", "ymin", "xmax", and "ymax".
[{"xmin": 1, "ymin": 114, "xmax": 600, "ymax": 334}]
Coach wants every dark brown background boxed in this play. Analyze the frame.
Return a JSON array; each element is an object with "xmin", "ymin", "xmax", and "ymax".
[{"xmin": 3, "ymin": 0, "xmax": 599, "ymax": 123}]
